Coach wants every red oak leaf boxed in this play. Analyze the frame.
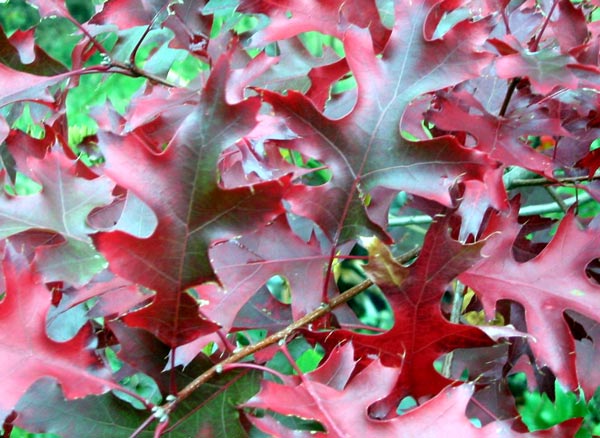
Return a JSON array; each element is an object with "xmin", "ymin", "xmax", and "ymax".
[
  {"xmin": 238, "ymin": 0, "xmax": 391, "ymax": 52},
  {"xmin": 0, "ymin": 27, "xmax": 67, "ymax": 75},
  {"xmin": 0, "ymin": 245, "xmax": 114, "ymax": 424},
  {"xmin": 457, "ymin": 173, "xmax": 506, "ymax": 242},
  {"xmin": 258, "ymin": 0, "xmax": 497, "ymax": 243},
  {"xmin": 0, "ymin": 64, "xmax": 72, "ymax": 107},
  {"xmin": 2, "ymin": 0, "xmax": 599, "ymax": 434},
  {"xmin": 122, "ymin": 292, "xmax": 218, "ymax": 347},
  {"xmin": 460, "ymin": 209, "xmax": 600, "ymax": 390},
  {"xmin": 208, "ymin": 214, "xmax": 333, "ymax": 332},
  {"xmin": 106, "ymin": 320, "xmax": 172, "ymax": 392},
  {"xmin": 94, "ymin": 51, "xmax": 289, "ymax": 346},
  {"xmin": 427, "ymin": 91, "xmax": 569, "ymax": 178},
  {"xmin": 163, "ymin": 0, "xmax": 212, "ymax": 60},
  {"xmin": 54, "ymin": 271, "xmax": 149, "ymax": 321},
  {"xmin": 571, "ymin": 311, "xmax": 600, "ymax": 398},
  {"xmin": 549, "ymin": 0, "xmax": 588, "ymax": 54},
  {"xmin": 90, "ymin": 0, "xmax": 165, "ymax": 28},
  {"xmin": 246, "ymin": 343, "xmax": 575, "ymax": 437},
  {"xmin": 228, "ymin": 37, "xmax": 344, "ymax": 108},
  {"xmin": 495, "ymin": 49, "xmax": 579, "ymax": 95},
  {"xmin": 309, "ymin": 216, "xmax": 494, "ymax": 411},
  {"xmin": 8, "ymin": 29, "xmax": 36, "ymax": 65},
  {"xmin": 0, "ymin": 150, "xmax": 114, "ymax": 286},
  {"xmin": 13, "ymin": 364, "xmax": 260, "ymax": 438}
]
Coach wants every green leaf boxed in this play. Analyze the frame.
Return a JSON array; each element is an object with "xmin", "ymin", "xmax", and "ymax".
[
  {"xmin": 36, "ymin": 239, "xmax": 107, "ymax": 287},
  {"xmin": 15, "ymin": 368, "xmax": 260, "ymax": 438}
]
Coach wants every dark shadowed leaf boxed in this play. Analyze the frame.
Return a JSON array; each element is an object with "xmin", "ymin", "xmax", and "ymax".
[
  {"xmin": 0, "ymin": 27, "xmax": 67, "ymax": 75},
  {"xmin": 15, "ymin": 366, "xmax": 260, "ymax": 438},
  {"xmin": 94, "ymin": 51, "xmax": 289, "ymax": 346}
]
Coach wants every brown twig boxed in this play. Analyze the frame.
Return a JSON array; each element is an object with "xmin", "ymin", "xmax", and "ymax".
[
  {"xmin": 507, "ymin": 174, "xmax": 600, "ymax": 189},
  {"xmin": 64, "ymin": 15, "xmax": 110, "ymax": 56},
  {"xmin": 544, "ymin": 186, "xmax": 569, "ymax": 213},
  {"xmin": 129, "ymin": 245, "xmax": 421, "ymax": 438},
  {"xmin": 64, "ymin": 3, "xmax": 175, "ymax": 88},
  {"xmin": 129, "ymin": 4, "xmax": 170, "ymax": 66},
  {"xmin": 108, "ymin": 60, "xmax": 176, "ymax": 87},
  {"xmin": 498, "ymin": 77, "xmax": 520, "ymax": 118}
]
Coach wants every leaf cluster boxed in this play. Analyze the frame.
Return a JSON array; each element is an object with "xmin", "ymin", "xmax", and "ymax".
[{"xmin": 1, "ymin": 0, "xmax": 600, "ymax": 437}]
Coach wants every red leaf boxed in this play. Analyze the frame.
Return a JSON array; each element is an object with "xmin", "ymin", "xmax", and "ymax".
[
  {"xmin": 310, "ymin": 217, "xmax": 494, "ymax": 409},
  {"xmin": 3, "ymin": 0, "xmax": 600, "ymax": 433},
  {"xmin": 231, "ymin": 284, "xmax": 294, "ymax": 331},
  {"xmin": 495, "ymin": 50, "xmax": 579, "ymax": 95},
  {"xmin": 95, "ymin": 52, "xmax": 289, "ymax": 346},
  {"xmin": 0, "ymin": 150, "xmax": 114, "ymax": 285},
  {"xmin": 90, "ymin": 0, "xmax": 165, "ymax": 28},
  {"xmin": 549, "ymin": 0, "xmax": 588, "ymax": 53},
  {"xmin": 7, "ymin": 29, "xmax": 36, "ymax": 65},
  {"xmin": 427, "ymin": 92, "xmax": 569, "ymax": 178},
  {"xmin": 163, "ymin": 0, "xmax": 212, "ymax": 60},
  {"xmin": 0, "ymin": 64, "xmax": 70, "ymax": 107},
  {"xmin": 457, "ymin": 175, "xmax": 506, "ymax": 242},
  {"xmin": 0, "ymin": 246, "xmax": 113, "ymax": 423},
  {"xmin": 246, "ymin": 343, "xmax": 571, "ymax": 437},
  {"xmin": 238, "ymin": 0, "xmax": 391, "ymax": 52},
  {"xmin": 259, "ymin": 3, "xmax": 496, "ymax": 242},
  {"xmin": 56, "ymin": 271, "xmax": 149, "ymax": 320},
  {"xmin": 123, "ymin": 292, "xmax": 219, "ymax": 347},
  {"xmin": 246, "ymin": 38, "xmax": 344, "ymax": 107},
  {"xmin": 461, "ymin": 210, "xmax": 600, "ymax": 390},
  {"xmin": 107, "ymin": 320, "xmax": 172, "ymax": 391},
  {"xmin": 209, "ymin": 215, "xmax": 332, "ymax": 332}
]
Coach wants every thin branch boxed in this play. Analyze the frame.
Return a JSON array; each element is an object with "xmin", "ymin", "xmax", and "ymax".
[
  {"xmin": 130, "ymin": 246, "xmax": 421, "ymax": 438},
  {"xmin": 67, "ymin": 61, "xmax": 176, "ymax": 87},
  {"xmin": 544, "ymin": 186, "xmax": 569, "ymax": 213},
  {"xmin": 64, "ymin": 15, "xmax": 110, "ymax": 56},
  {"xmin": 39, "ymin": 58, "xmax": 177, "ymax": 89},
  {"xmin": 507, "ymin": 174, "xmax": 600, "ymax": 189},
  {"xmin": 108, "ymin": 60, "xmax": 176, "ymax": 87},
  {"xmin": 499, "ymin": 77, "xmax": 520, "ymax": 117},
  {"xmin": 389, "ymin": 192, "xmax": 594, "ymax": 227},
  {"xmin": 130, "ymin": 415, "xmax": 157, "ymax": 438},
  {"xmin": 61, "ymin": 4, "xmax": 175, "ymax": 87},
  {"xmin": 129, "ymin": 4, "xmax": 169, "ymax": 66},
  {"xmin": 519, "ymin": 192, "xmax": 592, "ymax": 215},
  {"xmin": 531, "ymin": 0, "xmax": 560, "ymax": 52}
]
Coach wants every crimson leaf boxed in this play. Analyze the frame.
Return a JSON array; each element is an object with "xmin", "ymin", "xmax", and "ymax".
[
  {"xmin": 94, "ymin": 51, "xmax": 289, "ymax": 346},
  {"xmin": 460, "ymin": 210, "xmax": 600, "ymax": 391},
  {"xmin": 0, "ymin": 245, "xmax": 114, "ymax": 423}
]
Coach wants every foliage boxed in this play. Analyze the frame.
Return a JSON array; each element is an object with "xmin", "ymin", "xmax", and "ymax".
[{"xmin": 1, "ymin": 0, "xmax": 600, "ymax": 436}]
